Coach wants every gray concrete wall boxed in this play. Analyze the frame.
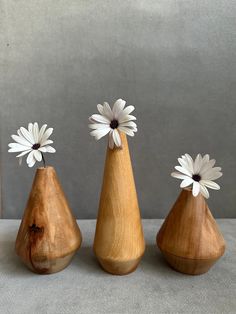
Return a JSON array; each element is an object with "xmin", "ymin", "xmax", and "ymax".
[{"xmin": 1, "ymin": 0, "xmax": 236, "ymax": 219}]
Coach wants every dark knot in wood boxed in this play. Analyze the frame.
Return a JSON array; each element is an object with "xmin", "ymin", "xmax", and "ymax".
[{"xmin": 29, "ymin": 223, "xmax": 44, "ymax": 234}]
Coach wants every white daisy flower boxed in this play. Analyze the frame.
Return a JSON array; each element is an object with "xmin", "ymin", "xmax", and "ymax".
[
  {"xmin": 8, "ymin": 122, "xmax": 56, "ymax": 168},
  {"xmin": 171, "ymin": 153, "xmax": 222, "ymax": 199},
  {"xmin": 89, "ymin": 98, "xmax": 137, "ymax": 149}
]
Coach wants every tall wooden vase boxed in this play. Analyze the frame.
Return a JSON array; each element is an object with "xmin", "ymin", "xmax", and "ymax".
[
  {"xmin": 15, "ymin": 166, "xmax": 82, "ymax": 274},
  {"xmin": 93, "ymin": 133, "xmax": 145, "ymax": 275},
  {"xmin": 156, "ymin": 189, "xmax": 226, "ymax": 275}
]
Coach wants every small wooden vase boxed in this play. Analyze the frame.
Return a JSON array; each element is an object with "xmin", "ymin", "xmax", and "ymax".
[
  {"xmin": 93, "ymin": 133, "xmax": 145, "ymax": 275},
  {"xmin": 156, "ymin": 189, "xmax": 226, "ymax": 275},
  {"xmin": 15, "ymin": 166, "xmax": 82, "ymax": 274}
]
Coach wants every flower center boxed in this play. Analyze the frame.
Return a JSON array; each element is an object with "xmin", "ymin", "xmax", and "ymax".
[
  {"xmin": 192, "ymin": 174, "xmax": 201, "ymax": 182},
  {"xmin": 110, "ymin": 119, "xmax": 119, "ymax": 129},
  {"xmin": 32, "ymin": 143, "xmax": 40, "ymax": 150}
]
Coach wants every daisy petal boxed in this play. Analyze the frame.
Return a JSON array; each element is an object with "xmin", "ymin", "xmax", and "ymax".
[
  {"xmin": 28, "ymin": 157, "xmax": 36, "ymax": 168},
  {"xmin": 175, "ymin": 166, "xmax": 192, "ymax": 177},
  {"xmin": 180, "ymin": 178, "xmax": 194, "ymax": 188},
  {"xmin": 118, "ymin": 105, "xmax": 135, "ymax": 119},
  {"xmin": 202, "ymin": 154, "xmax": 210, "ymax": 163},
  {"xmin": 109, "ymin": 131, "xmax": 114, "ymax": 149},
  {"xmin": 11, "ymin": 135, "xmax": 32, "ymax": 147},
  {"xmin": 103, "ymin": 102, "xmax": 113, "ymax": 120},
  {"xmin": 113, "ymin": 99, "xmax": 126, "ymax": 119},
  {"xmin": 34, "ymin": 150, "xmax": 42, "ymax": 162},
  {"xmin": 17, "ymin": 129, "xmax": 23, "ymax": 137},
  {"xmin": 171, "ymin": 172, "xmax": 190, "ymax": 180},
  {"xmin": 33, "ymin": 122, "xmax": 39, "ymax": 143},
  {"xmin": 200, "ymin": 159, "xmax": 216, "ymax": 175},
  {"xmin": 207, "ymin": 172, "xmax": 222, "ymax": 180},
  {"xmin": 194, "ymin": 154, "xmax": 203, "ymax": 174},
  {"xmin": 178, "ymin": 157, "xmax": 188, "ymax": 168},
  {"xmin": 200, "ymin": 184, "xmax": 210, "ymax": 199},
  {"xmin": 88, "ymin": 124, "xmax": 110, "ymax": 130},
  {"xmin": 112, "ymin": 129, "xmax": 121, "ymax": 147},
  {"xmin": 8, "ymin": 143, "xmax": 32, "ymax": 153},
  {"xmin": 178, "ymin": 157, "xmax": 193, "ymax": 175},
  {"xmin": 201, "ymin": 168, "xmax": 222, "ymax": 180},
  {"xmin": 16, "ymin": 150, "xmax": 31, "ymax": 158},
  {"xmin": 201, "ymin": 180, "xmax": 220, "ymax": 190},
  {"xmin": 18, "ymin": 157, "xmax": 23, "ymax": 166},
  {"xmin": 183, "ymin": 154, "xmax": 194, "ymax": 174},
  {"xmin": 119, "ymin": 114, "xmax": 136, "ymax": 123},
  {"xmin": 118, "ymin": 126, "xmax": 135, "ymax": 137},
  {"xmin": 90, "ymin": 114, "xmax": 110, "ymax": 124},
  {"xmin": 97, "ymin": 104, "xmax": 104, "ymax": 115},
  {"xmin": 213, "ymin": 167, "xmax": 221, "ymax": 172},
  {"xmin": 90, "ymin": 128, "xmax": 110, "ymax": 140},
  {"xmin": 20, "ymin": 127, "xmax": 35, "ymax": 144},
  {"xmin": 28, "ymin": 123, "xmax": 33, "ymax": 133},
  {"xmin": 192, "ymin": 181, "xmax": 200, "ymax": 197},
  {"xmin": 26, "ymin": 151, "xmax": 35, "ymax": 164},
  {"xmin": 40, "ymin": 140, "xmax": 53, "ymax": 147},
  {"xmin": 119, "ymin": 121, "xmax": 137, "ymax": 129},
  {"xmin": 38, "ymin": 147, "xmax": 47, "ymax": 153},
  {"xmin": 44, "ymin": 146, "xmax": 56, "ymax": 153},
  {"xmin": 41, "ymin": 128, "xmax": 53, "ymax": 143},
  {"xmin": 38, "ymin": 124, "xmax": 47, "ymax": 142}
]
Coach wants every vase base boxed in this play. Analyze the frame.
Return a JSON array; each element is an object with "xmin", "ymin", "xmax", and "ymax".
[
  {"xmin": 161, "ymin": 250, "xmax": 224, "ymax": 275},
  {"xmin": 19, "ymin": 251, "xmax": 77, "ymax": 275},
  {"xmin": 97, "ymin": 256, "xmax": 142, "ymax": 275}
]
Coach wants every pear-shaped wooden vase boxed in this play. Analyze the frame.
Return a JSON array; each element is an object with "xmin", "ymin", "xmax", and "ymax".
[
  {"xmin": 93, "ymin": 133, "xmax": 145, "ymax": 275},
  {"xmin": 15, "ymin": 166, "xmax": 82, "ymax": 274},
  {"xmin": 156, "ymin": 189, "xmax": 226, "ymax": 275}
]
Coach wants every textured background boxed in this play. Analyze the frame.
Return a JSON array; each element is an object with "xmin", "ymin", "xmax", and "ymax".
[{"xmin": 1, "ymin": 0, "xmax": 236, "ymax": 219}]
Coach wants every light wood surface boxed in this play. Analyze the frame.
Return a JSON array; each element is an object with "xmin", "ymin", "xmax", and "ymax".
[
  {"xmin": 15, "ymin": 166, "xmax": 82, "ymax": 274},
  {"xmin": 93, "ymin": 133, "xmax": 145, "ymax": 275},
  {"xmin": 156, "ymin": 188, "xmax": 226, "ymax": 275}
]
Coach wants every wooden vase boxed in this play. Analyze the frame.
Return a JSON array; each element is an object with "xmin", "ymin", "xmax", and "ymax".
[
  {"xmin": 15, "ymin": 166, "xmax": 82, "ymax": 274},
  {"xmin": 156, "ymin": 189, "xmax": 226, "ymax": 275},
  {"xmin": 93, "ymin": 133, "xmax": 145, "ymax": 275}
]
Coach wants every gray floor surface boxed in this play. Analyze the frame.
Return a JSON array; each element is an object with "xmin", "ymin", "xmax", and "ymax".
[{"xmin": 0, "ymin": 219, "xmax": 235, "ymax": 314}]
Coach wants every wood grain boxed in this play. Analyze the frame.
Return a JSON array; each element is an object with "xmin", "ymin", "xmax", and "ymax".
[
  {"xmin": 15, "ymin": 166, "xmax": 82, "ymax": 274},
  {"xmin": 156, "ymin": 188, "xmax": 226, "ymax": 275},
  {"xmin": 93, "ymin": 132, "xmax": 145, "ymax": 275}
]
